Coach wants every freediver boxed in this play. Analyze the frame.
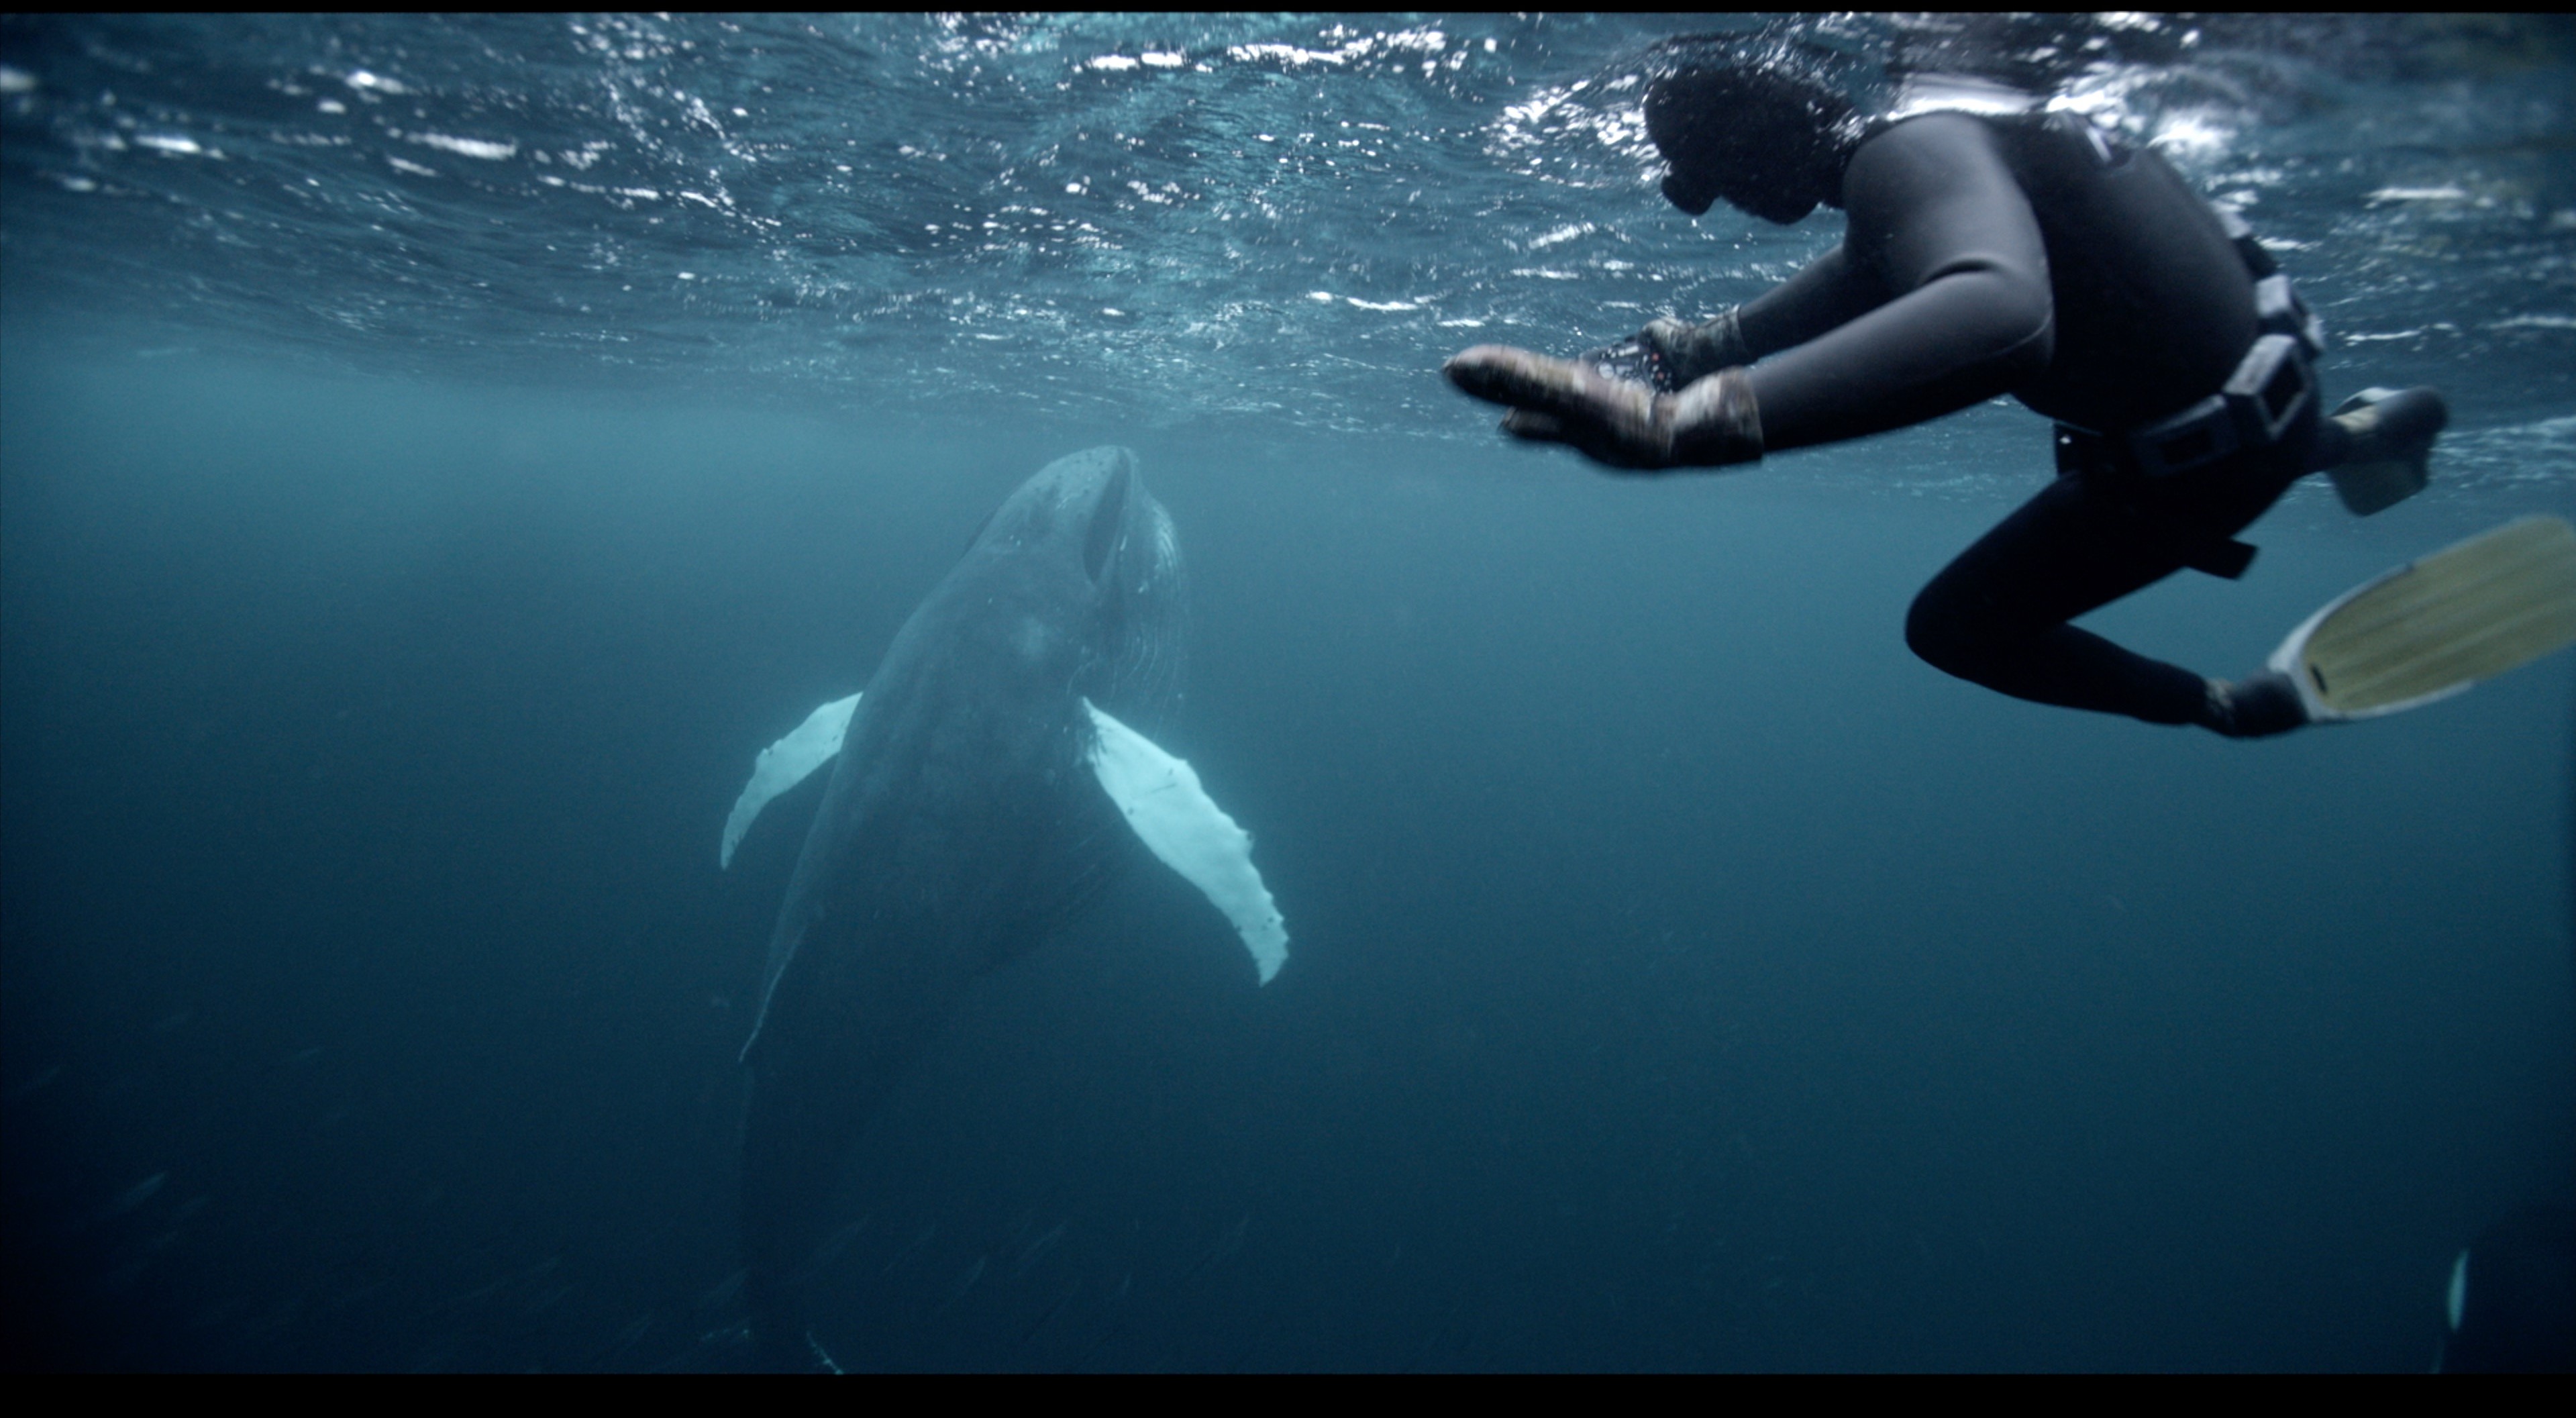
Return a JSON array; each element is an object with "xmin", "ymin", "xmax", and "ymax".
[{"xmin": 1444, "ymin": 41, "xmax": 2459, "ymax": 739}]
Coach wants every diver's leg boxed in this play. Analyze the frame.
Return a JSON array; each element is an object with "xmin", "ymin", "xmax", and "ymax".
[
  {"xmin": 1906, "ymin": 433, "xmax": 2316, "ymax": 738},
  {"xmin": 1906, "ymin": 473, "xmax": 2217, "ymax": 724}
]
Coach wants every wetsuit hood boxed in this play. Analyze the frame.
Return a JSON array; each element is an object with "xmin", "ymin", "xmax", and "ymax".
[{"xmin": 1645, "ymin": 52, "xmax": 1858, "ymax": 224}]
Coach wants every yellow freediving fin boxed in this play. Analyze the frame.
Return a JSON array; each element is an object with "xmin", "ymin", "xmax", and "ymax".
[{"xmin": 2268, "ymin": 515, "xmax": 2576, "ymax": 722}]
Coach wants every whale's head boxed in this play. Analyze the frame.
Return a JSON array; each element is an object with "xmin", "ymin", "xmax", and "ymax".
[{"xmin": 969, "ymin": 445, "xmax": 1187, "ymax": 715}]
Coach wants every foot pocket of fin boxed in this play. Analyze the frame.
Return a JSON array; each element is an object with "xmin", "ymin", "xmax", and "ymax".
[{"xmin": 2326, "ymin": 387, "xmax": 2444, "ymax": 517}]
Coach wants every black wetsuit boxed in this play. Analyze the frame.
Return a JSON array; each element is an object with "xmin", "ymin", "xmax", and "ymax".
[{"xmin": 1729, "ymin": 109, "xmax": 2322, "ymax": 725}]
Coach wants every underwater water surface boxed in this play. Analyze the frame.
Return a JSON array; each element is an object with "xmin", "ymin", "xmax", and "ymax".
[{"xmin": 3, "ymin": 15, "xmax": 2572, "ymax": 1372}]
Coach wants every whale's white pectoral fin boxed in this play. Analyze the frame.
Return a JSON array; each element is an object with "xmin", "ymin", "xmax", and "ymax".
[
  {"xmin": 721, "ymin": 693, "xmax": 862, "ymax": 869},
  {"xmin": 1083, "ymin": 700, "xmax": 1288, "ymax": 984}
]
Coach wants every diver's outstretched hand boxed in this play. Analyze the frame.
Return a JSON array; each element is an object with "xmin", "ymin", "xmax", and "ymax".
[
  {"xmin": 1443, "ymin": 344, "xmax": 1667, "ymax": 470},
  {"xmin": 1443, "ymin": 344, "xmax": 1762, "ymax": 472}
]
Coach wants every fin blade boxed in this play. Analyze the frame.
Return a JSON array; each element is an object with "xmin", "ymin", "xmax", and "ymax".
[
  {"xmin": 721, "ymin": 693, "xmax": 862, "ymax": 868},
  {"xmin": 1083, "ymin": 701, "xmax": 1288, "ymax": 984},
  {"xmin": 2271, "ymin": 516, "xmax": 2576, "ymax": 720}
]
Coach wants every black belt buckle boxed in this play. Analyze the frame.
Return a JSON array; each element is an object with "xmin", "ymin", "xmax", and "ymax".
[
  {"xmin": 2054, "ymin": 425, "xmax": 2087, "ymax": 478},
  {"xmin": 2055, "ymin": 424, "xmax": 2125, "ymax": 481}
]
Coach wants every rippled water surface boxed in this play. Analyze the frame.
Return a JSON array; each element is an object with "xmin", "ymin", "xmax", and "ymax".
[
  {"xmin": 3, "ymin": 15, "xmax": 2572, "ymax": 1372},
  {"xmin": 7, "ymin": 14, "xmax": 2576, "ymax": 440}
]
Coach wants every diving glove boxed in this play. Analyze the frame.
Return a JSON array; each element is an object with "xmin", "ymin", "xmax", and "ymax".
[
  {"xmin": 1445, "ymin": 344, "xmax": 1763, "ymax": 472},
  {"xmin": 1637, "ymin": 309, "xmax": 1751, "ymax": 391},
  {"xmin": 2324, "ymin": 386, "xmax": 2445, "ymax": 516},
  {"xmin": 1572, "ymin": 309, "xmax": 1749, "ymax": 393}
]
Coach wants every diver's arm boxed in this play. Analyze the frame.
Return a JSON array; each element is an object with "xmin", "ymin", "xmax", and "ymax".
[
  {"xmin": 1733, "ymin": 244, "xmax": 1888, "ymax": 359},
  {"xmin": 1640, "ymin": 244, "xmax": 1885, "ymax": 385},
  {"xmin": 1448, "ymin": 117, "xmax": 2055, "ymax": 472},
  {"xmin": 1745, "ymin": 113, "xmax": 2055, "ymax": 452}
]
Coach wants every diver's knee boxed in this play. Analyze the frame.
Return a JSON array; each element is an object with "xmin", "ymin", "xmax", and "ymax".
[{"xmin": 1904, "ymin": 586, "xmax": 1984, "ymax": 678}]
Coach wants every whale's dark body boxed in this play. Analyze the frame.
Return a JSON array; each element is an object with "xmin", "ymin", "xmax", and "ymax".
[{"xmin": 737, "ymin": 447, "xmax": 1185, "ymax": 1366}]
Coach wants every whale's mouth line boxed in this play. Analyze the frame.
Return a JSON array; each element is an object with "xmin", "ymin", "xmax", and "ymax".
[{"xmin": 1082, "ymin": 460, "xmax": 1132, "ymax": 584}]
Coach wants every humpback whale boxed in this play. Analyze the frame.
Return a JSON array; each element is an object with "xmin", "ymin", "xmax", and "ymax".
[{"xmin": 719, "ymin": 446, "xmax": 1286, "ymax": 1368}]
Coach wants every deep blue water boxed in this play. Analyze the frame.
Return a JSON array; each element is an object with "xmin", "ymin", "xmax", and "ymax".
[{"xmin": 3, "ymin": 15, "xmax": 2572, "ymax": 1372}]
